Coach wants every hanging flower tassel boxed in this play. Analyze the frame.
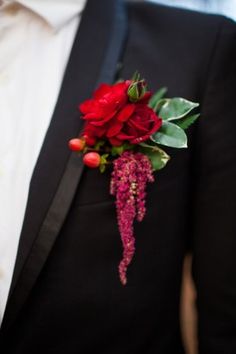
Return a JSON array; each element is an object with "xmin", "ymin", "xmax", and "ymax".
[{"xmin": 110, "ymin": 151, "xmax": 154, "ymax": 285}]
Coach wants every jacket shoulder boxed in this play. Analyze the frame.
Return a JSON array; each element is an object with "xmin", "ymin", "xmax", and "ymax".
[{"xmin": 126, "ymin": 1, "xmax": 235, "ymax": 42}]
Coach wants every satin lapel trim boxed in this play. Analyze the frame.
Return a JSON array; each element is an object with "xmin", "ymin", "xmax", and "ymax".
[{"xmin": 2, "ymin": 0, "xmax": 127, "ymax": 332}]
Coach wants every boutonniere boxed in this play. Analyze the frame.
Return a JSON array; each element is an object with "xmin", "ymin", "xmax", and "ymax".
[{"xmin": 69, "ymin": 72, "xmax": 199, "ymax": 285}]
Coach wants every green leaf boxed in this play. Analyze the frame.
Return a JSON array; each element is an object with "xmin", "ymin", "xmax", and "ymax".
[
  {"xmin": 151, "ymin": 121, "xmax": 188, "ymax": 148},
  {"xmin": 131, "ymin": 71, "xmax": 141, "ymax": 82},
  {"xmin": 111, "ymin": 146, "xmax": 124, "ymax": 156},
  {"xmin": 175, "ymin": 114, "xmax": 200, "ymax": 130},
  {"xmin": 127, "ymin": 83, "xmax": 139, "ymax": 102},
  {"xmin": 159, "ymin": 98, "xmax": 199, "ymax": 121},
  {"xmin": 148, "ymin": 87, "xmax": 168, "ymax": 111},
  {"xmin": 99, "ymin": 164, "xmax": 106, "ymax": 173},
  {"xmin": 100, "ymin": 154, "xmax": 109, "ymax": 164},
  {"xmin": 140, "ymin": 144, "xmax": 170, "ymax": 170},
  {"xmin": 99, "ymin": 154, "xmax": 109, "ymax": 173},
  {"xmin": 152, "ymin": 98, "xmax": 169, "ymax": 114},
  {"xmin": 147, "ymin": 150, "xmax": 170, "ymax": 171},
  {"xmin": 94, "ymin": 140, "xmax": 105, "ymax": 150},
  {"xmin": 128, "ymin": 80, "xmax": 146, "ymax": 102},
  {"xmin": 111, "ymin": 143, "xmax": 133, "ymax": 156}
]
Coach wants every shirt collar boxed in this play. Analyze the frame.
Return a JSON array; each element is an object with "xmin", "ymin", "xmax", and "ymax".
[{"xmin": 1, "ymin": 0, "xmax": 88, "ymax": 30}]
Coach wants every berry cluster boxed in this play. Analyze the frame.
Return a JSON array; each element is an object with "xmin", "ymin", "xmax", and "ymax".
[{"xmin": 68, "ymin": 138, "xmax": 101, "ymax": 168}]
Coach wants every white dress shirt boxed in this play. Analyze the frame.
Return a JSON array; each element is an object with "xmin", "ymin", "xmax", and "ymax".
[
  {"xmin": 151, "ymin": 0, "xmax": 236, "ymax": 21},
  {"xmin": 0, "ymin": 0, "xmax": 87, "ymax": 324}
]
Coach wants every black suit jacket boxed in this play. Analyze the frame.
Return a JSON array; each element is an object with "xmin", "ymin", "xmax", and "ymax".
[{"xmin": 0, "ymin": 0, "xmax": 236, "ymax": 353}]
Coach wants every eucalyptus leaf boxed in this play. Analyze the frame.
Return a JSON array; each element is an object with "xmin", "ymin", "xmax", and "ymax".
[
  {"xmin": 159, "ymin": 98, "xmax": 199, "ymax": 121},
  {"xmin": 141, "ymin": 150, "xmax": 170, "ymax": 171},
  {"xmin": 140, "ymin": 145, "xmax": 170, "ymax": 171},
  {"xmin": 175, "ymin": 114, "xmax": 200, "ymax": 130},
  {"xmin": 151, "ymin": 121, "xmax": 188, "ymax": 148},
  {"xmin": 148, "ymin": 87, "xmax": 167, "ymax": 111},
  {"xmin": 152, "ymin": 98, "xmax": 169, "ymax": 114}
]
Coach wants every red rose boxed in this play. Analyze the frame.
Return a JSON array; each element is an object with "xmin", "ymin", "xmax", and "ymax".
[
  {"xmin": 80, "ymin": 81, "xmax": 162, "ymax": 146},
  {"xmin": 109, "ymin": 104, "xmax": 162, "ymax": 145},
  {"xmin": 80, "ymin": 81, "xmax": 130, "ymax": 125}
]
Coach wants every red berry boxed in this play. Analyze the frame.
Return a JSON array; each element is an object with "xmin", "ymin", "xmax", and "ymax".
[
  {"xmin": 83, "ymin": 152, "xmax": 101, "ymax": 168},
  {"xmin": 68, "ymin": 138, "xmax": 85, "ymax": 152}
]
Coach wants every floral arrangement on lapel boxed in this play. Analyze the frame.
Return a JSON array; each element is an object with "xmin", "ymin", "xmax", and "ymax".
[{"xmin": 69, "ymin": 72, "xmax": 199, "ymax": 285}]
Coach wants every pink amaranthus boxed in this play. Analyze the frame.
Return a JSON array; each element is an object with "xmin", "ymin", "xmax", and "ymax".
[{"xmin": 110, "ymin": 151, "xmax": 154, "ymax": 285}]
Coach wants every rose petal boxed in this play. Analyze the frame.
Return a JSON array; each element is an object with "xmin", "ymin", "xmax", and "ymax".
[
  {"xmin": 130, "ymin": 117, "xmax": 162, "ymax": 144},
  {"xmin": 94, "ymin": 84, "xmax": 112, "ymax": 99},
  {"xmin": 128, "ymin": 118, "xmax": 149, "ymax": 132},
  {"xmin": 109, "ymin": 137, "xmax": 123, "ymax": 146},
  {"xmin": 116, "ymin": 132, "xmax": 134, "ymax": 140},
  {"xmin": 91, "ymin": 110, "xmax": 117, "ymax": 126},
  {"xmin": 107, "ymin": 120, "xmax": 123, "ymax": 137},
  {"xmin": 117, "ymin": 104, "xmax": 135, "ymax": 122},
  {"xmin": 84, "ymin": 112, "xmax": 102, "ymax": 120},
  {"xmin": 138, "ymin": 91, "xmax": 152, "ymax": 104},
  {"xmin": 79, "ymin": 99, "xmax": 96, "ymax": 114},
  {"xmin": 83, "ymin": 134, "xmax": 96, "ymax": 146}
]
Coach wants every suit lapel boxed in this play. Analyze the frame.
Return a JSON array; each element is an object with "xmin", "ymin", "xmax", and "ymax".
[{"xmin": 2, "ymin": 0, "xmax": 127, "ymax": 332}]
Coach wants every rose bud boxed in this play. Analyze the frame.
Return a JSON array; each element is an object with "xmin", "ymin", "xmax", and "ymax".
[
  {"xmin": 83, "ymin": 152, "xmax": 101, "ymax": 168},
  {"xmin": 68, "ymin": 138, "xmax": 85, "ymax": 152}
]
